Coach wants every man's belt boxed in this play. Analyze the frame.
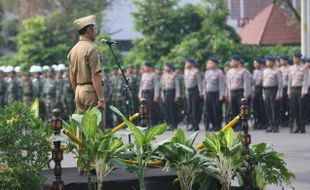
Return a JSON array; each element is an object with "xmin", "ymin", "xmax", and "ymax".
[
  {"xmin": 77, "ymin": 82, "xmax": 93, "ymax": 85},
  {"xmin": 263, "ymin": 86, "xmax": 277, "ymax": 90}
]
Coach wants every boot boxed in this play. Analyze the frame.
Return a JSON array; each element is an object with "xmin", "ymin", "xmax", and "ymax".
[
  {"xmin": 273, "ymin": 125, "xmax": 279, "ymax": 133},
  {"xmin": 300, "ymin": 125, "xmax": 306, "ymax": 134},
  {"xmin": 266, "ymin": 126, "xmax": 273, "ymax": 133},
  {"xmin": 292, "ymin": 126, "xmax": 300, "ymax": 133}
]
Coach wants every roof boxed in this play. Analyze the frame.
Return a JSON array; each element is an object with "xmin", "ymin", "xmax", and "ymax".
[{"xmin": 238, "ymin": 4, "xmax": 300, "ymax": 45}]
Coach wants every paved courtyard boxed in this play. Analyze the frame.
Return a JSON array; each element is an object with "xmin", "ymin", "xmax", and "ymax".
[{"xmin": 57, "ymin": 124, "xmax": 310, "ymax": 190}]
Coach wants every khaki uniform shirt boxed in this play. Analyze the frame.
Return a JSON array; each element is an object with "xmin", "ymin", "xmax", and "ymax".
[
  {"xmin": 184, "ymin": 67, "xmax": 203, "ymax": 96},
  {"xmin": 161, "ymin": 72, "xmax": 180, "ymax": 98},
  {"xmin": 203, "ymin": 68, "xmax": 225, "ymax": 97},
  {"xmin": 67, "ymin": 36, "xmax": 103, "ymax": 113},
  {"xmin": 263, "ymin": 67, "xmax": 283, "ymax": 98},
  {"xmin": 288, "ymin": 63, "xmax": 309, "ymax": 95},
  {"xmin": 279, "ymin": 65, "xmax": 290, "ymax": 88},
  {"xmin": 226, "ymin": 67, "xmax": 252, "ymax": 97},
  {"xmin": 138, "ymin": 72, "xmax": 160, "ymax": 99}
]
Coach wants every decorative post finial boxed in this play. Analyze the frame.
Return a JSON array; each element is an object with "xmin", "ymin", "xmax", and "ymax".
[
  {"xmin": 139, "ymin": 98, "xmax": 148, "ymax": 128},
  {"xmin": 51, "ymin": 109, "xmax": 64, "ymax": 190},
  {"xmin": 240, "ymin": 98, "xmax": 252, "ymax": 190}
]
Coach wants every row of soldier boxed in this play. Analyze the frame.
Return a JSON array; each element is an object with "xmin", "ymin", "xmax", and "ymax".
[
  {"xmin": 0, "ymin": 64, "xmax": 74, "ymax": 122},
  {"xmin": 117, "ymin": 52, "xmax": 309, "ymax": 133}
]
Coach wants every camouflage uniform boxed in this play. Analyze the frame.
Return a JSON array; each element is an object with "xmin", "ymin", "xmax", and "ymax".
[
  {"xmin": 42, "ymin": 76, "xmax": 57, "ymax": 122},
  {"xmin": 21, "ymin": 74, "xmax": 33, "ymax": 105},
  {"xmin": 0, "ymin": 74, "xmax": 7, "ymax": 111},
  {"xmin": 102, "ymin": 70, "xmax": 113, "ymax": 128},
  {"xmin": 62, "ymin": 75, "xmax": 75, "ymax": 119},
  {"xmin": 5, "ymin": 77, "xmax": 18, "ymax": 105}
]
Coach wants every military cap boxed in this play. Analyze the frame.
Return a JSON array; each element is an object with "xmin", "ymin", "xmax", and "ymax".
[
  {"xmin": 144, "ymin": 61, "xmax": 154, "ymax": 68},
  {"xmin": 306, "ymin": 58, "xmax": 310, "ymax": 63},
  {"xmin": 265, "ymin": 55, "xmax": 276, "ymax": 62},
  {"xmin": 276, "ymin": 56, "xmax": 281, "ymax": 61},
  {"xmin": 73, "ymin": 15, "xmax": 96, "ymax": 31},
  {"xmin": 164, "ymin": 61, "xmax": 174, "ymax": 70},
  {"xmin": 254, "ymin": 58, "xmax": 265, "ymax": 65},
  {"xmin": 301, "ymin": 57, "xmax": 307, "ymax": 63},
  {"xmin": 42, "ymin": 65, "xmax": 51, "ymax": 72},
  {"xmin": 57, "ymin": 64, "xmax": 66, "ymax": 71},
  {"xmin": 280, "ymin": 54, "xmax": 289, "ymax": 61},
  {"xmin": 5, "ymin": 66, "xmax": 14, "ymax": 73},
  {"xmin": 185, "ymin": 57, "xmax": 196, "ymax": 65},
  {"xmin": 230, "ymin": 55, "xmax": 241, "ymax": 61},
  {"xmin": 14, "ymin": 66, "xmax": 22, "ymax": 73},
  {"xmin": 240, "ymin": 59, "xmax": 245, "ymax": 65},
  {"xmin": 0, "ymin": 66, "xmax": 5, "ymax": 72},
  {"xmin": 208, "ymin": 57, "xmax": 219, "ymax": 64},
  {"xmin": 293, "ymin": 51, "xmax": 302, "ymax": 58},
  {"xmin": 36, "ymin": 66, "xmax": 43, "ymax": 73}
]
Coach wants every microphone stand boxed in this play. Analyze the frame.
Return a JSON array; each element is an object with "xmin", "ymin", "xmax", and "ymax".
[{"xmin": 106, "ymin": 43, "xmax": 135, "ymax": 143}]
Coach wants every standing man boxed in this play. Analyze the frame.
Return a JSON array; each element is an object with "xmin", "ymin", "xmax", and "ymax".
[
  {"xmin": 42, "ymin": 66, "xmax": 57, "ymax": 122},
  {"xmin": 252, "ymin": 58, "xmax": 267, "ymax": 129},
  {"xmin": 62, "ymin": 69, "xmax": 75, "ymax": 121},
  {"xmin": 226, "ymin": 55, "xmax": 252, "ymax": 129},
  {"xmin": 263, "ymin": 55, "xmax": 283, "ymax": 133},
  {"xmin": 138, "ymin": 61, "xmax": 160, "ymax": 126},
  {"xmin": 5, "ymin": 66, "xmax": 18, "ymax": 105},
  {"xmin": 288, "ymin": 52, "xmax": 309, "ymax": 133},
  {"xmin": 0, "ymin": 70, "xmax": 7, "ymax": 111},
  {"xmin": 67, "ymin": 15, "xmax": 105, "ymax": 120},
  {"xmin": 279, "ymin": 55, "xmax": 291, "ymax": 127},
  {"xmin": 161, "ymin": 62, "xmax": 180, "ymax": 131},
  {"xmin": 21, "ymin": 72, "xmax": 33, "ymax": 105},
  {"xmin": 203, "ymin": 57, "xmax": 225, "ymax": 131},
  {"xmin": 184, "ymin": 58, "xmax": 203, "ymax": 131}
]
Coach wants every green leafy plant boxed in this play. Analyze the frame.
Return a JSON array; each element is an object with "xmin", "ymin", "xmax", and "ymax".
[
  {"xmin": 64, "ymin": 108, "xmax": 131, "ymax": 190},
  {"xmin": 236, "ymin": 143, "xmax": 295, "ymax": 190},
  {"xmin": 0, "ymin": 102, "xmax": 50, "ymax": 190},
  {"xmin": 110, "ymin": 105, "xmax": 168, "ymax": 190},
  {"xmin": 157, "ymin": 128, "xmax": 205, "ymax": 190},
  {"xmin": 200, "ymin": 128, "xmax": 244, "ymax": 190}
]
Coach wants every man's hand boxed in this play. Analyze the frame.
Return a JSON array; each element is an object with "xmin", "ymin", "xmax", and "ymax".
[
  {"xmin": 276, "ymin": 96, "xmax": 282, "ymax": 101},
  {"xmin": 175, "ymin": 97, "xmax": 180, "ymax": 102},
  {"xmin": 219, "ymin": 96, "xmax": 224, "ymax": 101},
  {"xmin": 97, "ymin": 100, "xmax": 105, "ymax": 110},
  {"xmin": 154, "ymin": 97, "xmax": 159, "ymax": 103}
]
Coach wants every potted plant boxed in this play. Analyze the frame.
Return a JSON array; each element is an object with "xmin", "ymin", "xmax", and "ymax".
[
  {"xmin": 199, "ymin": 128, "xmax": 245, "ymax": 190},
  {"xmin": 157, "ymin": 128, "xmax": 205, "ymax": 190},
  {"xmin": 235, "ymin": 143, "xmax": 295, "ymax": 190},
  {"xmin": 110, "ymin": 106, "xmax": 168, "ymax": 190},
  {"xmin": 64, "ymin": 108, "xmax": 131, "ymax": 190}
]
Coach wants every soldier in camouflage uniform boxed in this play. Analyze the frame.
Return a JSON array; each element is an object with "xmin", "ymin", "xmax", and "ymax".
[
  {"xmin": 102, "ymin": 68, "xmax": 113, "ymax": 128},
  {"xmin": 0, "ymin": 71, "xmax": 7, "ymax": 111},
  {"xmin": 62, "ymin": 69, "xmax": 75, "ymax": 120},
  {"xmin": 21, "ymin": 72, "xmax": 33, "ymax": 105},
  {"xmin": 55, "ymin": 64, "xmax": 65, "ymax": 111},
  {"xmin": 14, "ymin": 66, "xmax": 23, "ymax": 101},
  {"xmin": 126, "ymin": 64, "xmax": 137, "ymax": 115},
  {"xmin": 42, "ymin": 66, "xmax": 57, "ymax": 122},
  {"xmin": 5, "ymin": 66, "xmax": 18, "ymax": 105}
]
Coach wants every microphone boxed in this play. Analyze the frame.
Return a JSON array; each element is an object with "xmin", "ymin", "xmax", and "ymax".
[{"xmin": 100, "ymin": 38, "xmax": 118, "ymax": 45}]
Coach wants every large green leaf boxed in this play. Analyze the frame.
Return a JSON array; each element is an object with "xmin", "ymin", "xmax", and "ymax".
[
  {"xmin": 186, "ymin": 131, "xmax": 199, "ymax": 147},
  {"xmin": 145, "ymin": 123, "xmax": 168, "ymax": 143},
  {"xmin": 224, "ymin": 128, "xmax": 234, "ymax": 149},
  {"xmin": 90, "ymin": 107, "xmax": 102, "ymax": 126},
  {"xmin": 174, "ymin": 128, "xmax": 186, "ymax": 144},
  {"xmin": 110, "ymin": 106, "xmax": 145, "ymax": 148},
  {"xmin": 81, "ymin": 112, "xmax": 98, "ymax": 139}
]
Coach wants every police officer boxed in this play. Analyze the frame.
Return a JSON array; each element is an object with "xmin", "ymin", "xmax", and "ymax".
[
  {"xmin": 302, "ymin": 58, "xmax": 310, "ymax": 124},
  {"xmin": 279, "ymin": 55, "xmax": 291, "ymax": 127},
  {"xmin": 138, "ymin": 61, "xmax": 160, "ymax": 126},
  {"xmin": 175, "ymin": 64, "xmax": 185, "ymax": 124},
  {"xmin": 226, "ymin": 55, "xmax": 252, "ymax": 129},
  {"xmin": 288, "ymin": 52, "xmax": 309, "ymax": 133},
  {"xmin": 203, "ymin": 57, "xmax": 225, "ymax": 131},
  {"xmin": 161, "ymin": 62, "xmax": 180, "ymax": 130},
  {"xmin": 263, "ymin": 55, "xmax": 283, "ymax": 133},
  {"xmin": 252, "ymin": 58, "xmax": 267, "ymax": 129},
  {"xmin": 67, "ymin": 15, "xmax": 105, "ymax": 116},
  {"xmin": 184, "ymin": 58, "xmax": 203, "ymax": 131}
]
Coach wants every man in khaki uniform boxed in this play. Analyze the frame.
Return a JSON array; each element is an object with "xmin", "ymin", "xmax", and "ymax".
[{"xmin": 67, "ymin": 15, "xmax": 105, "ymax": 115}]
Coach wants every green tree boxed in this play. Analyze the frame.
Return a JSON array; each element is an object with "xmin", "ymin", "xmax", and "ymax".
[{"xmin": 130, "ymin": 0, "xmax": 203, "ymax": 63}]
